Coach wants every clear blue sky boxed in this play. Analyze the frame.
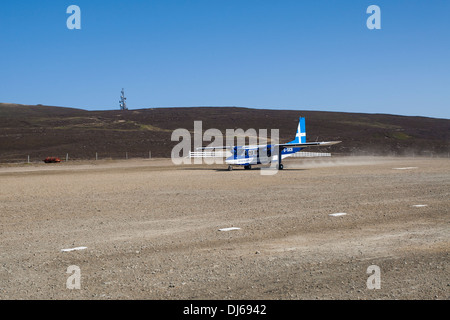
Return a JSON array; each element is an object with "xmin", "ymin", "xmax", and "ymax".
[{"xmin": 1, "ymin": 0, "xmax": 449, "ymax": 119}]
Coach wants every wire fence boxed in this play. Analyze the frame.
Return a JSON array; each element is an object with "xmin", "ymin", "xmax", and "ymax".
[{"xmin": 3, "ymin": 150, "xmax": 450, "ymax": 164}]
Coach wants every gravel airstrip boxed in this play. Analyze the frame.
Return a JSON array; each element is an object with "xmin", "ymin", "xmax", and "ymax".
[{"xmin": 0, "ymin": 157, "xmax": 448, "ymax": 300}]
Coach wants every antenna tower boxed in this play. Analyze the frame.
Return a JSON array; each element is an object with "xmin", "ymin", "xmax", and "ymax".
[{"xmin": 119, "ymin": 88, "xmax": 127, "ymax": 110}]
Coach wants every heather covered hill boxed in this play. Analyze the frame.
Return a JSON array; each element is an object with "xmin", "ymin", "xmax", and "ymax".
[{"xmin": 0, "ymin": 103, "xmax": 449, "ymax": 162}]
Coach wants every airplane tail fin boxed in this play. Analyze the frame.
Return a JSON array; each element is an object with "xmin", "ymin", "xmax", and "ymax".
[{"xmin": 288, "ymin": 117, "xmax": 306, "ymax": 144}]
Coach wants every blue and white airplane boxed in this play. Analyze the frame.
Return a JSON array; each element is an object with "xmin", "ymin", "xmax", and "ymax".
[{"xmin": 198, "ymin": 117, "xmax": 341, "ymax": 171}]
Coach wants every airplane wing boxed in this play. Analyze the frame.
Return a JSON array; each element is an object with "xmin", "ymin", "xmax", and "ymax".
[
  {"xmin": 196, "ymin": 141, "xmax": 341, "ymax": 150},
  {"xmin": 195, "ymin": 146, "xmax": 234, "ymax": 150},
  {"xmin": 276, "ymin": 141, "xmax": 342, "ymax": 148}
]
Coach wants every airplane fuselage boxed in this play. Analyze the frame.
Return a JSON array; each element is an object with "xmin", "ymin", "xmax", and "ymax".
[{"xmin": 225, "ymin": 145, "xmax": 303, "ymax": 166}]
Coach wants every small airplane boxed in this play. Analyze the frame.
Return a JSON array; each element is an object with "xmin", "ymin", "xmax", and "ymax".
[{"xmin": 197, "ymin": 117, "xmax": 341, "ymax": 171}]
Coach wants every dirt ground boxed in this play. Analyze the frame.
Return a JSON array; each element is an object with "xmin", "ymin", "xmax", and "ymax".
[{"xmin": 0, "ymin": 156, "xmax": 448, "ymax": 300}]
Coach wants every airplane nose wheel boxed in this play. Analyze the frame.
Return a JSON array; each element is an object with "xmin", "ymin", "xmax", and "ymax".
[{"xmin": 278, "ymin": 163, "xmax": 284, "ymax": 170}]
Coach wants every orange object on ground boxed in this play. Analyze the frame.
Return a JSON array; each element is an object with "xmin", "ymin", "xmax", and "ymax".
[{"xmin": 43, "ymin": 157, "xmax": 61, "ymax": 163}]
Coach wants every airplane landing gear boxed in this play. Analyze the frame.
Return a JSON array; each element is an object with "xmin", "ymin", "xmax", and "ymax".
[
  {"xmin": 244, "ymin": 165, "xmax": 252, "ymax": 170},
  {"xmin": 227, "ymin": 165, "xmax": 233, "ymax": 171},
  {"xmin": 278, "ymin": 146, "xmax": 284, "ymax": 170}
]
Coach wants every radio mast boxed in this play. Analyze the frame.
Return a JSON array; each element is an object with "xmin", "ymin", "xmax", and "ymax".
[{"xmin": 119, "ymin": 88, "xmax": 127, "ymax": 110}]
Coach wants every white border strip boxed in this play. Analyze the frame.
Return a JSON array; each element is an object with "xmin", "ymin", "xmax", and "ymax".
[
  {"xmin": 329, "ymin": 213, "xmax": 347, "ymax": 217},
  {"xmin": 218, "ymin": 227, "xmax": 241, "ymax": 232},
  {"xmin": 61, "ymin": 246, "xmax": 87, "ymax": 252}
]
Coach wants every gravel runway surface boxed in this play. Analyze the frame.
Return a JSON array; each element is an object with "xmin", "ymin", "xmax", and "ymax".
[{"xmin": 0, "ymin": 157, "xmax": 448, "ymax": 300}]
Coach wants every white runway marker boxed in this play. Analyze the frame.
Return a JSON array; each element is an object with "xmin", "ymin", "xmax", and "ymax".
[
  {"xmin": 393, "ymin": 167, "xmax": 418, "ymax": 170},
  {"xmin": 412, "ymin": 204, "xmax": 428, "ymax": 207},
  {"xmin": 218, "ymin": 227, "xmax": 241, "ymax": 232},
  {"xmin": 61, "ymin": 246, "xmax": 87, "ymax": 252},
  {"xmin": 329, "ymin": 213, "xmax": 347, "ymax": 217}
]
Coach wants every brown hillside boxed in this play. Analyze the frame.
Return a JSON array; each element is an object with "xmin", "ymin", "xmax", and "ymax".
[{"xmin": 0, "ymin": 103, "xmax": 449, "ymax": 162}]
